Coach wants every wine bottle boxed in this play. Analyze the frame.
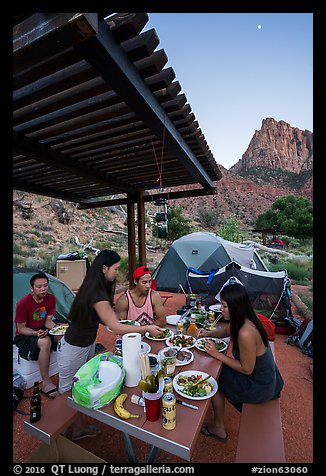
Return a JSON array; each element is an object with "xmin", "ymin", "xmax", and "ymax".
[{"xmin": 30, "ymin": 381, "xmax": 41, "ymax": 423}]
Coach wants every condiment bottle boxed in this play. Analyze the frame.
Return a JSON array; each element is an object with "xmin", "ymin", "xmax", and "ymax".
[
  {"xmin": 30, "ymin": 381, "xmax": 41, "ymax": 423},
  {"xmin": 187, "ymin": 314, "xmax": 199, "ymax": 338}
]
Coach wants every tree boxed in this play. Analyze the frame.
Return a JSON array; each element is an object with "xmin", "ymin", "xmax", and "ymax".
[
  {"xmin": 218, "ymin": 216, "xmax": 241, "ymax": 242},
  {"xmin": 255, "ymin": 195, "xmax": 313, "ymax": 239},
  {"xmin": 152, "ymin": 205, "xmax": 193, "ymax": 241}
]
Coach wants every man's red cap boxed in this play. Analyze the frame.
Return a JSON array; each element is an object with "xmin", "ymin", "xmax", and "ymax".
[{"xmin": 133, "ymin": 265, "xmax": 151, "ymax": 280}]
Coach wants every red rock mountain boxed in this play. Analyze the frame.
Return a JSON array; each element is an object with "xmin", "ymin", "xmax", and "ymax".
[
  {"xmin": 168, "ymin": 118, "xmax": 313, "ymax": 227},
  {"xmin": 230, "ymin": 117, "xmax": 313, "ymax": 174}
]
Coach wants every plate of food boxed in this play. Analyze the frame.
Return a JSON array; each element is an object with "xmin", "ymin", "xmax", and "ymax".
[
  {"xmin": 166, "ymin": 315, "xmax": 181, "ymax": 326},
  {"xmin": 173, "ymin": 371, "xmax": 218, "ymax": 400},
  {"xmin": 119, "ymin": 320, "xmax": 140, "ymax": 326},
  {"xmin": 195, "ymin": 337, "xmax": 228, "ymax": 353},
  {"xmin": 145, "ymin": 328, "xmax": 174, "ymax": 341},
  {"xmin": 166, "ymin": 334, "xmax": 196, "ymax": 349},
  {"xmin": 49, "ymin": 324, "xmax": 69, "ymax": 336},
  {"xmin": 159, "ymin": 347, "xmax": 194, "ymax": 366},
  {"xmin": 209, "ymin": 304, "xmax": 221, "ymax": 312},
  {"xmin": 107, "ymin": 319, "xmax": 141, "ymax": 333}
]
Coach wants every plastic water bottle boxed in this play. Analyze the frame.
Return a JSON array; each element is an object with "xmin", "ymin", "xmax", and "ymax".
[{"xmin": 114, "ymin": 338, "xmax": 123, "ymax": 356}]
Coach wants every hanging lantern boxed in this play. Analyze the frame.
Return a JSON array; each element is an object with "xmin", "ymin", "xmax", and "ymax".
[{"xmin": 155, "ymin": 198, "xmax": 168, "ymax": 238}]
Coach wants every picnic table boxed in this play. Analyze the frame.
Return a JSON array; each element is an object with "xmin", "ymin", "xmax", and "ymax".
[{"xmin": 67, "ymin": 324, "xmax": 227, "ymax": 463}]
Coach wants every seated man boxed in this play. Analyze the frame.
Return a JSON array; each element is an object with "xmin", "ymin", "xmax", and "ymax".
[
  {"xmin": 115, "ymin": 265, "xmax": 166, "ymax": 327},
  {"xmin": 14, "ymin": 272, "xmax": 61, "ymax": 398}
]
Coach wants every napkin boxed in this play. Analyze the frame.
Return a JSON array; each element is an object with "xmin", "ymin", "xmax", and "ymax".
[{"xmin": 122, "ymin": 332, "xmax": 142, "ymax": 387}]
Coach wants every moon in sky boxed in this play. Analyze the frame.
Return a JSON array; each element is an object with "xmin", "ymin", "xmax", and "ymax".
[{"xmin": 257, "ymin": 24, "xmax": 262, "ymax": 29}]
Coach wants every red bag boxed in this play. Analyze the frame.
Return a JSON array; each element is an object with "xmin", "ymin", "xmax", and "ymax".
[{"xmin": 256, "ymin": 313, "xmax": 275, "ymax": 341}]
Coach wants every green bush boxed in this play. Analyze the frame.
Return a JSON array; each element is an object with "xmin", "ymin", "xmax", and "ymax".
[{"xmin": 268, "ymin": 259, "xmax": 312, "ymax": 283}]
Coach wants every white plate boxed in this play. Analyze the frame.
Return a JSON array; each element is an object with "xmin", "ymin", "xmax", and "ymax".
[
  {"xmin": 140, "ymin": 342, "xmax": 151, "ymax": 353},
  {"xmin": 119, "ymin": 320, "xmax": 140, "ymax": 326},
  {"xmin": 107, "ymin": 319, "xmax": 141, "ymax": 332},
  {"xmin": 145, "ymin": 329, "xmax": 174, "ymax": 341},
  {"xmin": 166, "ymin": 314, "xmax": 181, "ymax": 325},
  {"xmin": 49, "ymin": 325, "xmax": 68, "ymax": 336},
  {"xmin": 173, "ymin": 370, "xmax": 218, "ymax": 400},
  {"xmin": 98, "ymin": 361, "xmax": 122, "ymax": 387},
  {"xmin": 209, "ymin": 304, "xmax": 221, "ymax": 312},
  {"xmin": 195, "ymin": 337, "xmax": 228, "ymax": 353},
  {"xmin": 159, "ymin": 347, "xmax": 194, "ymax": 367},
  {"xmin": 165, "ymin": 334, "xmax": 196, "ymax": 349}
]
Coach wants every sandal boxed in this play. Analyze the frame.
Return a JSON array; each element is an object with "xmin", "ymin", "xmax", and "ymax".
[
  {"xmin": 200, "ymin": 425, "xmax": 229, "ymax": 442},
  {"xmin": 41, "ymin": 386, "xmax": 58, "ymax": 399},
  {"xmin": 71, "ymin": 425, "xmax": 101, "ymax": 441}
]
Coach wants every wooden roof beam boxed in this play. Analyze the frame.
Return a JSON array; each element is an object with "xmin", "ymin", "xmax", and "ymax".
[
  {"xmin": 13, "ymin": 132, "xmax": 136, "ymax": 194},
  {"xmin": 78, "ymin": 17, "xmax": 214, "ymax": 188},
  {"xmin": 78, "ymin": 187, "xmax": 218, "ymax": 209}
]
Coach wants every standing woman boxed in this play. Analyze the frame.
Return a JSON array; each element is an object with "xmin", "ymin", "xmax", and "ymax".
[
  {"xmin": 57, "ymin": 249, "xmax": 163, "ymax": 440},
  {"xmin": 197, "ymin": 283, "xmax": 284, "ymax": 441}
]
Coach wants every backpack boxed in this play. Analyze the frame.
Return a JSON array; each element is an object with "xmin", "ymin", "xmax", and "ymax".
[
  {"xmin": 13, "ymin": 372, "xmax": 29, "ymax": 415},
  {"xmin": 286, "ymin": 318, "xmax": 313, "ymax": 357}
]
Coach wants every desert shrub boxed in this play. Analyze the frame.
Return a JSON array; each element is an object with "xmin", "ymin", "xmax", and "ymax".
[
  {"xmin": 197, "ymin": 207, "xmax": 219, "ymax": 228},
  {"xmin": 13, "ymin": 242, "xmax": 23, "ymax": 254},
  {"xmin": 268, "ymin": 259, "xmax": 312, "ymax": 283},
  {"xmin": 13, "ymin": 256, "xmax": 24, "ymax": 266},
  {"xmin": 25, "ymin": 238, "xmax": 38, "ymax": 248}
]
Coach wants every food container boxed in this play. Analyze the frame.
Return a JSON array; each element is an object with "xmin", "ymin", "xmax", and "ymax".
[
  {"xmin": 158, "ymin": 348, "xmax": 177, "ymax": 377},
  {"xmin": 186, "ymin": 294, "xmax": 200, "ymax": 307}
]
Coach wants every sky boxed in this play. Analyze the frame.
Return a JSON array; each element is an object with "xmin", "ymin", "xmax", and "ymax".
[{"xmin": 146, "ymin": 13, "xmax": 313, "ymax": 170}]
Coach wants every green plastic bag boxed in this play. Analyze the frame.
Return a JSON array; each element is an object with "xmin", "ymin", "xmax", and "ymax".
[{"xmin": 72, "ymin": 352, "xmax": 125, "ymax": 409}]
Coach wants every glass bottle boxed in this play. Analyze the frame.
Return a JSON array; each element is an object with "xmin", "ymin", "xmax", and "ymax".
[
  {"xmin": 187, "ymin": 314, "xmax": 199, "ymax": 338},
  {"xmin": 30, "ymin": 381, "xmax": 41, "ymax": 423}
]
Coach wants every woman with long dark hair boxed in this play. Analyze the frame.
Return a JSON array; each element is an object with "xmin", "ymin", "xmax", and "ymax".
[
  {"xmin": 197, "ymin": 283, "xmax": 284, "ymax": 441},
  {"xmin": 57, "ymin": 250, "xmax": 163, "ymax": 440}
]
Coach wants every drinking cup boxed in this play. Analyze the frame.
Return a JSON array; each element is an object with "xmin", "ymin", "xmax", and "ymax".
[{"xmin": 143, "ymin": 389, "xmax": 163, "ymax": 422}]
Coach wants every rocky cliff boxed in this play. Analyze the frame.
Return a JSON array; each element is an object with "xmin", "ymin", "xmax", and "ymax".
[{"xmin": 230, "ymin": 118, "xmax": 313, "ymax": 174}]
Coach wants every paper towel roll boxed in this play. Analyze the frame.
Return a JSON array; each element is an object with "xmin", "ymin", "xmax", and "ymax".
[{"xmin": 122, "ymin": 332, "xmax": 142, "ymax": 387}]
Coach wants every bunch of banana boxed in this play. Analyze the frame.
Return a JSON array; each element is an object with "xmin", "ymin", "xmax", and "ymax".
[{"xmin": 113, "ymin": 393, "xmax": 140, "ymax": 419}]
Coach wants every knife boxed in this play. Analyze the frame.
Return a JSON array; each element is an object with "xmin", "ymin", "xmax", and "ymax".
[{"xmin": 176, "ymin": 399, "xmax": 199, "ymax": 410}]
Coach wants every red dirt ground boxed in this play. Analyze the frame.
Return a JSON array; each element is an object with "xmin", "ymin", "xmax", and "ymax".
[{"xmin": 13, "ymin": 290, "xmax": 313, "ymax": 464}]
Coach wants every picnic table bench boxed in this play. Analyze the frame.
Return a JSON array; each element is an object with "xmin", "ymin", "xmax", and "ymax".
[
  {"xmin": 23, "ymin": 392, "xmax": 105, "ymax": 462},
  {"xmin": 235, "ymin": 341, "xmax": 286, "ymax": 463}
]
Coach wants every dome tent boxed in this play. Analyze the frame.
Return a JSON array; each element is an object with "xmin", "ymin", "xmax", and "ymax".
[
  {"xmin": 152, "ymin": 232, "xmax": 267, "ymax": 293},
  {"xmin": 13, "ymin": 267, "xmax": 75, "ymax": 337}
]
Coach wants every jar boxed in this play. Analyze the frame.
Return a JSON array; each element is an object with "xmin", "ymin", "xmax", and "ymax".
[{"xmin": 159, "ymin": 348, "xmax": 177, "ymax": 377}]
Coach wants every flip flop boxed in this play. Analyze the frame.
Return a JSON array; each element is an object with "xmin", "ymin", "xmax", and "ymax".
[
  {"xmin": 71, "ymin": 425, "xmax": 101, "ymax": 441},
  {"xmin": 41, "ymin": 386, "xmax": 58, "ymax": 399},
  {"xmin": 200, "ymin": 425, "xmax": 229, "ymax": 442}
]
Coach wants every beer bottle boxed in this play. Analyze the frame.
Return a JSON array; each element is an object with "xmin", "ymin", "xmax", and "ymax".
[{"xmin": 30, "ymin": 381, "xmax": 41, "ymax": 423}]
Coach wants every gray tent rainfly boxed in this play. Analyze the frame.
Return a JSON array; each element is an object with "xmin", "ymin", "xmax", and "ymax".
[
  {"xmin": 186, "ymin": 261, "xmax": 292, "ymax": 320},
  {"xmin": 152, "ymin": 231, "xmax": 267, "ymax": 293}
]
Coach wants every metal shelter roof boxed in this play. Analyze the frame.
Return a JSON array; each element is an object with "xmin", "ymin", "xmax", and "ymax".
[{"xmin": 13, "ymin": 12, "xmax": 222, "ymax": 207}]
